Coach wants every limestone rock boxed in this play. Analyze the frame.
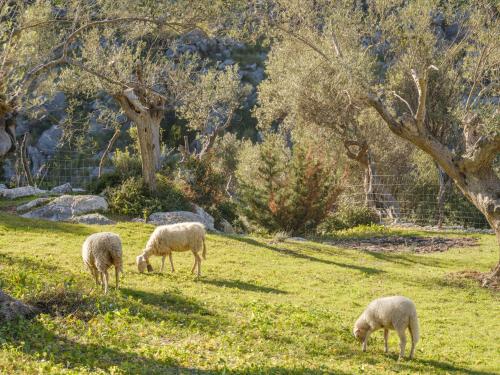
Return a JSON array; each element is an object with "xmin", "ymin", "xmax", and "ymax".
[
  {"xmin": 22, "ymin": 195, "xmax": 108, "ymax": 221},
  {"xmin": 50, "ymin": 183, "xmax": 72, "ymax": 194},
  {"xmin": 72, "ymin": 213, "xmax": 115, "ymax": 225},
  {"xmin": 16, "ymin": 197, "xmax": 53, "ymax": 212},
  {"xmin": 1, "ymin": 186, "xmax": 47, "ymax": 199},
  {"xmin": 148, "ymin": 211, "xmax": 206, "ymax": 227}
]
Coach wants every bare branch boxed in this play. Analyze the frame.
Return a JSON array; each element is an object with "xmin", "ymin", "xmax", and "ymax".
[
  {"xmin": 391, "ymin": 91, "xmax": 414, "ymax": 117},
  {"xmin": 276, "ymin": 26, "xmax": 332, "ymax": 63},
  {"xmin": 331, "ymin": 31, "xmax": 342, "ymax": 58},
  {"xmin": 411, "ymin": 65, "xmax": 438, "ymax": 134}
]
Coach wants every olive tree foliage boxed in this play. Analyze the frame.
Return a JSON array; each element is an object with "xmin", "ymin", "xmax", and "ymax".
[
  {"xmin": 257, "ymin": 27, "xmax": 407, "ymax": 219},
  {"xmin": 8, "ymin": 0, "xmax": 244, "ymax": 191},
  {"xmin": 177, "ymin": 65, "xmax": 251, "ymax": 160},
  {"xmin": 0, "ymin": 0, "xmax": 65, "ymax": 158},
  {"xmin": 249, "ymin": 0, "xmax": 500, "ymax": 282}
]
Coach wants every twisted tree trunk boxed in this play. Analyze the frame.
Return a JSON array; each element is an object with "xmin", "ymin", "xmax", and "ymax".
[
  {"xmin": 115, "ymin": 89, "xmax": 163, "ymax": 192},
  {"xmin": 368, "ymin": 82, "xmax": 500, "ymax": 284}
]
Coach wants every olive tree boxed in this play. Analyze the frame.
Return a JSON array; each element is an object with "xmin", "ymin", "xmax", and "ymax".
[{"xmin": 252, "ymin": 0, "xmax": 500, "ymax": 283}]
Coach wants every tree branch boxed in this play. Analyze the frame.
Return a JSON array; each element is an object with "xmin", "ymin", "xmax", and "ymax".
[
  {"xmin": 365, "ymin": 94, "xmax": 402, "ymax": 134},
  {"xmin": 411, "ymin": 65, "xmax": 438, "ymax": 134}
]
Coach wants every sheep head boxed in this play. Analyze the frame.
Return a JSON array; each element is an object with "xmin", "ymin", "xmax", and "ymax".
[
  {"xmin": 353, "ymin": 318, "xmax": 369, "ymax": 342},
  {"xmin": 136, "ymin": 254, "xmax": 151, "ymax": 273}
]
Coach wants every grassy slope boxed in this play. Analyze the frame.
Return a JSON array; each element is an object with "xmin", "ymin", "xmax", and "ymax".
[{"xmin": 0, "ymin": 211, "xmax": 498, "ymax": 374}]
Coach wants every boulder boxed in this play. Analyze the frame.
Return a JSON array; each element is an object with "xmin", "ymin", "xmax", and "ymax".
[
  {"xmin": 220, "ymin": 219, "xmax": 235, "ymax": 234},
  {"xmin": 36, "ymin": 124, "xmax": 62, "ymax": 152},
  {"xmin": 148, "ymin": 211, "xmax": 208, "ymax": 228},
  {"xmin": 50, "ymin": 183, "xmax": 72, "ymax": 194},
  {"xmin": 193, "ymin": 205, "xmax": 215, "ymax": 230},
  {"xmin": 16, "ymin": 197, "xmax": 53, "ymax": 212},
  {"xmin": 22, "ymin": 194, "xmax": 108, "ymax": 222},
  {"xmin": 1, "ymin": 186, "xmax": 47, "ymax": 199},
  {"xmin": 72, "ymin": 213, "xmax": 115, "ymax": 225}
]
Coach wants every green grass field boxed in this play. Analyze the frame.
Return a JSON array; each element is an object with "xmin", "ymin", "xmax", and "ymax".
[{"xmin": 0, "ymin": 209, "xmax": 499, "ymax": 374}]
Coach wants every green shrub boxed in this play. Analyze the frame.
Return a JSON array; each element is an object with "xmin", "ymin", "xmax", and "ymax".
[
  {"xmin": 236, "ymin": 130, "xmax": 344, "ymax": 235},
  {"xmin": 87, "ymin": 172, "xmax": 122, "ymax": 194},
  {"xmin": 107, "ymin": 175, "xmax": 191, "ymax": 218},
  {"xmin": 317, "ymin": 205, "xmax": 380, "ymax": 234},
  {"xmin": 112, "ymin": 147, "xmax": 142, "ymax": 179}
]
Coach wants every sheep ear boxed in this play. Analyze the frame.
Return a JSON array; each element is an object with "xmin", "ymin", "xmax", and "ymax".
[{"xmin": 147, "ymin": 264, "xmax": 153, "ymax": 272}]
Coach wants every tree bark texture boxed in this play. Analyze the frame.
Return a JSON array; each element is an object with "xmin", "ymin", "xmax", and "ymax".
[{"xmin": 115, "ymin": 90, "xmax": 163, "ymax": 192}]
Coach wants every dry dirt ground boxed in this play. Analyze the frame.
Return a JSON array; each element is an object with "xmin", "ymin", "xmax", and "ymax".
[{"xmin": 326, "ymin": 235, "xmax": 478, "ymax": 253}]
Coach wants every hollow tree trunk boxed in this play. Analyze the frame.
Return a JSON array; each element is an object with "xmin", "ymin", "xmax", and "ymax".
[{"xmin": 436, "ymin": 165, "xmax": 451, "ymax": 228}]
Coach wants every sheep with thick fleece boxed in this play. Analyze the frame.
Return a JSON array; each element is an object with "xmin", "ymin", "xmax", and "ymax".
[
  {"xmin": 136, "ymin": 222, "xmax": 206, "ymax": 276},
  {"xmin": 353, "ymin": 296, "xmax": 419, "ymax": 360},
  {"xmin": 82, "ymin": 232, "xmax": 123, "ymax": 294}
]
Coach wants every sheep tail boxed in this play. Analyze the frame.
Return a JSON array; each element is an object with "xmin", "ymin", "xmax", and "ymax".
[
  {"xmin": 409, "ymin": 312, "xmax": 419, "ymax": 343},
  {"xmin": 202, "ymin": 238, "xmax": 207, "ymax": 260}
]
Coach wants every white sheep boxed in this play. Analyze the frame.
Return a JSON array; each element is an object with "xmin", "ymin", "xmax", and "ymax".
[
  {"xmin": 353, "ymin": 296, "xmax": 419, "ymax": 360},
  {"xmin": 136, "ymin": 222, "xmax": 206, "ymax": 276},
  {"xmin": 82, "ymin": 232, "xmax": 123, "ymax": 294}
]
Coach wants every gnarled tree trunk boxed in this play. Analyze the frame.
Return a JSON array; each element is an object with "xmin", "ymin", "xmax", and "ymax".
[
  {"xmin": 115, "ymin": 89, "xmax": 164, "ymax": 192},
  {"xmin": 368, "ymin": 86, "xmax": 500, "ymax": 284}
]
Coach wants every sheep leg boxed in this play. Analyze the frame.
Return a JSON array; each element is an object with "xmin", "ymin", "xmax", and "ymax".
[
  {"xmin": 91, "ymin": 267, "xmax": 100, "ymax": 286},
  {"xmin": 169, "ymin": 253, "xmax": 175, "ymax": 272},
  {"xmin": 102, "ymin": 270, "xmax": 109, "ymax": 294},
  {"xmin": 384, "ymin": 329, "xmax": 389, "ymax": 353},
  {"xmin": 160, "ymin": 255, "xmax": 166, "ymax": 273},
  {"xmin": 196, "ymin": 253, "xmax": 201, "ymax": 277},
  {"xmin": 115, "ymin": 267, "xmax": 120, "ymax": 290},
  {"xmin": 362, "ymin": 330, "xmax": 371, "ymax": 352},
  {"xmin": 409, "ymin": 333, "xmax": 417, "ymax": 359},
  {"xmin": 191, "ymin": 255, "xmax": 197, "ymax": 274},
  {"xmin": 397, "ymin": 329, "xmax": 407, "ymax": 360}
]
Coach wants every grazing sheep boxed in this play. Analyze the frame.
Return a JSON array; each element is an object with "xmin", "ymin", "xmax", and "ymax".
[
  {"xmin": 82, "ymin": 232, "xmax": 123, "ymax": 294},
  {"xmin": 353, "ymin": 296, "xmax": 419, "ymax": 360},
  {"xmin": 136, "ymin": 222, "xmax": 206, "ymax": 276}
]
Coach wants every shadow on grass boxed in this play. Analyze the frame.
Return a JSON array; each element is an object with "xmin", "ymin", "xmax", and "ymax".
[
  {"xmin": 2, "ymin": 318, "xmax": 492, "ymax": 375},
  {"xmin": 0, "ymin": 212, "xmax": 94, "ymax": 236},
  {"xmin": 120, "ymin": 287, "xmax": 224, "ymax": 332},
  {"xmin": 412, "ymin": 358, "xmax": 498, "ymax": 375},
  {"xmin": 234, "ymin": 237, "xmax": 385, "ymax": 275},
  {"xmin": 363, "ymin": 250, "xmax": 452, "ymax": 268},
  {"xmin": 200, "ymin": 277, "xmax": 288, "ymax": 294}
]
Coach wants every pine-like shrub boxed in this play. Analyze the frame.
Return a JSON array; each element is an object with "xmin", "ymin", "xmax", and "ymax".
[{"xmin": 236, "ymin": 131, "xmax": 344, "ymax": 234}]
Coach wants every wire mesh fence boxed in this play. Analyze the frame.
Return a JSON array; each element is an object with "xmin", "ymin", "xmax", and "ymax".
[
  {"xmin": 16, "ymin": 150, "xmax": 101, "ymax": 190},
  {"xmin": 13, "ymin": 149, "xmax": 491, "ymax": 230},
  {"xmin": 340, "ymin": 174, "xmax": 490, "ymax": 229}
]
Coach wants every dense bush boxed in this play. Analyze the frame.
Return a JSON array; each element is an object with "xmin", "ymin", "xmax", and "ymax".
[
  {"xmin": 107, "ymin": 175, "xmax": 191, "ymax": 218},
  {"xmin": 236, "ymin": 129, "xmax": 344, "ymax": 235},
  {"xmin": 317, "ymin": 204, "xmax": 380, "ymax": 234},
  {"xmin": 112, "ymin": 147, "xmax": 142, "ymax": 179}
]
